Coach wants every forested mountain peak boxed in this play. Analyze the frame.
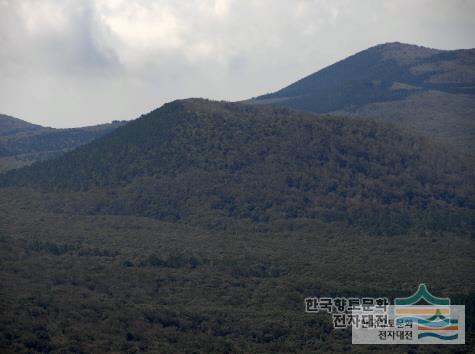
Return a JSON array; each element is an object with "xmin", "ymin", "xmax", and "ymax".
[
  {"xmin": 253, "ymin": 42, "xmax": 475, "ymax": 151},
  {"xmin": 370, "ymin": 42, "xmax": 443, "ymax": 62},
  {"xmin": 2, "ymin": 99, "xmax": 473, "ymax": 234}
]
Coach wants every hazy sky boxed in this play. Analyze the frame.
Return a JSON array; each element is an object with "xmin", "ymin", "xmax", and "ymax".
[{"xmin": 1, "ymin": 0, "xmax": 474, "ymax": 127}]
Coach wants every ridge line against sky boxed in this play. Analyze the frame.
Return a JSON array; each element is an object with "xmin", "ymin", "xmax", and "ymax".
[{"xmin": 0, "ymin": 0, "xmax": 474, "ymax": 128}]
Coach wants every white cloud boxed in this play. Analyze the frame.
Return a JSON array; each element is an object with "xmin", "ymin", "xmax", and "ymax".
[
  {"xmin": 98, "ymin": 1, "xmax": 184, "ymax": 52},
  {"xmin": 0, "ymin": 0, "xmax": 473, "ymax": 127}
]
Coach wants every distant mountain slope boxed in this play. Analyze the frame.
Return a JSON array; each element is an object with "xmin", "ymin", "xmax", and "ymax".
[
  {"xmin": 253, "ymin": 42, "xmax": 475, "ymax": 151},
  {"xmin": 2, "ymin": 99, "xmax": 473, "ymax": 234},
  {"xmin": 0, "ymin": 114, "xmax": 126, "ymax": 172},
  {"xmin": 0, "ymin": 114, "xmax": 44, "ymax": 136}
]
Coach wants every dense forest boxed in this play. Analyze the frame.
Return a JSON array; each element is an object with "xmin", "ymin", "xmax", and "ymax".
[
  {"xmin": 0, "ymin": 187, "xmax": 473, "ymax": 353},
  {"xmin": 0, "ymin": 43, "xmax": 474, "ymax": 352},
  {"xmin": 0, "ymin": 99, "xmax": 474, "ymax": 353},
  {"xmin": 2, "ymin": 99, "xmax": 473, "ymax": 235}
]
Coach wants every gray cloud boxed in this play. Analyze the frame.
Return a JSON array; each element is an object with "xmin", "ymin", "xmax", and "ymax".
[{"xmin": 0, "ymin": 0, "xmax": 474, "ymax": 127}]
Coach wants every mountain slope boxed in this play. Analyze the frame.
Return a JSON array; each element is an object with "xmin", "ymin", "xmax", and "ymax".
[
  {"xmin": 0, "ymin": 114, "xmax": 44, "ymax": 136},
  {"xmin": 0, "ymin": 100, "xmax": 474, "ymax": 353},
  {"xmin": 0, "ymin": 114, "xmax": 125, "ymax": 172},
  {"xmin": 253, "ymin": 42, "xmax": 475, "ymax": 151},
  {"xmin": 2, "ymin": 99, "xmax": 473, "ymax": 234}
]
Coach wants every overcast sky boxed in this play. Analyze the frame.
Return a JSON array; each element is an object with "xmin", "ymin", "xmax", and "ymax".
[{"xmin": 0, "ymin": 0, "xmax": 474, "ymax": 127}]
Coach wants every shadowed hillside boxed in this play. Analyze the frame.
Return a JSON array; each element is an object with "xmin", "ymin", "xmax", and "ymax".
[
  {"xmin": 0, "ymin": 114, "xmax": 44, "ymax": 136},
  {"xmin": 2, "ymin": 99, "xmax": 473, "ymax": 235},
  {"xmin": 253, "ymin": 42, "xmax": 475, "ymax": 151},
  {"xmin": 0, "ymin": 114, "xmax": 125, "ymax": 172}
]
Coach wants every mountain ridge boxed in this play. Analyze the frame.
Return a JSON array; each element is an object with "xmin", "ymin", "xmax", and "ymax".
[
  {"xmin": 0, "ymin": 114, "xmax": 45, "ymax": 137},
  {"xmin": 252, "ymin": 42, "xmax": 475, "ymax": 151},
  {"xmin": 2, "ymin": 98, "xmax": 473, "ymax": 234},
  {"xmin": 0, "ymin": 114, "xmax": 126, "ymax": 172}
]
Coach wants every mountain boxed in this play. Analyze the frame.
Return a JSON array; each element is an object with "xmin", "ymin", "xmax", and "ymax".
[
  {"xmin": 0, "ymin": 114, "xmax": 44, "ymax": 136},
  {"xmin": 2, "ymin": 99, "xmax": 473, "ymax": 235},
  {"xmin": 0, "ymin": 114, "xmax": 126, "ymax": 172},
  {"xmin": 253, "ymin": 42, "xmax": 475, "ymax": 152},
  {"xmin": 1, "ymin": 99, "xmax": 474, "ymax": 352}
]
